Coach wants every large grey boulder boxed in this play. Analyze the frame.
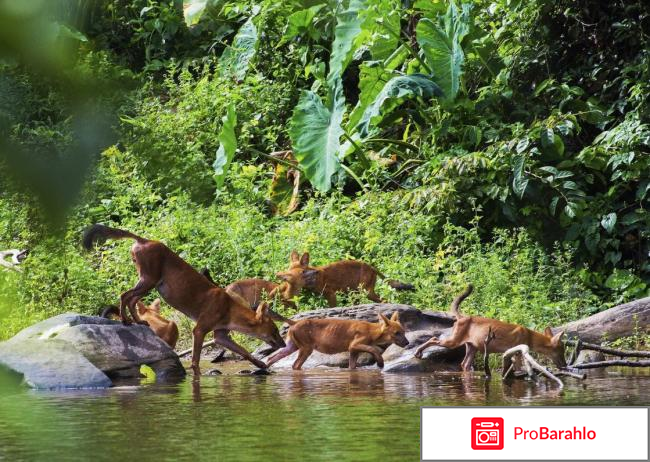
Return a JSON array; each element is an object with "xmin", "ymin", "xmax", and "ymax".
[
  {"xmin": 0, "ymin": 313, "xmax": 185, "ymax": 389},
  {"xmin": 257, "ymin": 304, "xmax": 463, "ymax": 372},
  {"xmin": 555, "ymin": 297, "xmax": 650, "ymax": 343}
]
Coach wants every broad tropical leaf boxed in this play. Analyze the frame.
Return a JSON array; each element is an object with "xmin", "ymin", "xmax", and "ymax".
[
  {"xmin": 183, "ymin": 0, "xmax": 208, "ymax": 26},
  {"xmin": 219, "ymin": 17, "xmax": 258, "ymax": 82},
  {"xmin": 416, "ymin": 1, "xmax": 471, "ymax": 100},
  {"xmin": 512, "ymin": 154, "xmax": 529, "ymax": 199},
  {"xmin": 289, "ymin": 86, "xmax": 345, "ymax": 193},
  {"xmin": 268, "ymin": 151, "xmax": 302, "ymax": 216},
  {"xmin": 348, "ymin": 63, "xmax": 393, "ymax": 129},
  {"xmin": 280, "ymin": 4, "xmax": 325, "ymax": 44},
  {"xmin": 327, "ymin": 0, "xmax": 365, "ymax": 90},
  {"xmin": 356, "ymin": 74, "xmax": 442, "ymax": 137},
  {"xmin": 213, "ymin": 104, "xmax": 237, "ymax": 189}
]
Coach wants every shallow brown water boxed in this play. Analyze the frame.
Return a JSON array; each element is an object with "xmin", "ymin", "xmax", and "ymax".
[{"xmin": 0, "ymin": 362, "xmax": 648, "ymax": 462}]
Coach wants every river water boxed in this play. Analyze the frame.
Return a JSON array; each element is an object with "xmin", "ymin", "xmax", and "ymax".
[{"xmin": 0, "ymin": 362, "xmax": 648, "ymax": 462}]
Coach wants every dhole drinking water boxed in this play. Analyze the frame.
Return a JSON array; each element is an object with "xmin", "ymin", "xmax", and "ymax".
[
  {"xmin": 83, "ymin": 224, "xmax": 285, "ymax": 373},
  {"xmin": 275, "ymin": 251, "xmax": 414, "ymax": 307},
  {"xmin": 414, "ymin": 285, "xmax": 567, "ymax": 370},
  {"xmin": 265, "ymin": 311, "xmax": 409, "ymax": 370}
]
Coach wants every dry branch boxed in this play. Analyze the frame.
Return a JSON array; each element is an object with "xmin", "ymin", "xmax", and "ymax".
[
  {"xmin": 565, "ymin": 339, "xmax": 650, "ymax": 358},
  {"xmin": 0, "ymin": 249, "xmax": 27, "ymax": 272},
  {"xmin": 502, "ymin": 344, "xmax": 564, "ymax": 389},
  {"xmin": 177, "ymin": 340, "xmax": 215, "ymax": 357},
  {"xmin": 556, "ymin": 370, "xmax": 587, "ymax": 380},
  {"xmin": 572, "ymin": 360, "xmax": 650, "ymax": 369}
]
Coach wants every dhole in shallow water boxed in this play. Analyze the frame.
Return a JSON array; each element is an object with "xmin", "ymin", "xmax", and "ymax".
[
  {"xmin": 83, "ymin": 224, "xmax": 285, "ymax": 373},
  {"xmin": 414, "ymin": 285, "xmax": 567, "ymax": 370},
  {"xmin": 275, "ymin": 251, "xmax": 414, "ymax": 307},
  {"xmin": 266, "ymin": 311, "xmax": 409, "ymax": 370}
]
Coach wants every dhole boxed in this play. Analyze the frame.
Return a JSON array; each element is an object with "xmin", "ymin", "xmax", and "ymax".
[
  {"xmin": 265, "ymin": 312, "xmax": 409, "ymax": 370},
  {"xmin": 200, "ymin": 269, "xmax": 295, "ymax": 323},
  {"xmin": 414, "ymin": 285, "xmax": 567, "ymax": 369},
  {"xmin": 83, "ymin": 224, "xmax": 285, "ymax": 373},
  {"xmin": 100, "ymin": 299, "xmax": 179, "ymax": 349},
  {"xmin": 276, "ymin": 251, "xmax": 414, "ymax": 307}
]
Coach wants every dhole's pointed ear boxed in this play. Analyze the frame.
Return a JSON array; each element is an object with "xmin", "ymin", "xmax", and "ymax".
[
  {"xmin": 544, "ymin": 326, "xmax": 553, "ymax": 337},
  {"xmin": 551, "ymin": 330, "xmax": 565, "ymax": 345},
  {"xmin": 300, "ymin": 252, "xmax": 310, "ymax": 266},
  {"xmin": 151, "ymin": 298, "xmax": 161, "ymax": 313},
  {"xmin": 379, "ymin": 313, "xmax": 390, "ymax": 325},
  {"xmin": 390, "ymin": 311, "xmax": 400, "ymax": 323},
  {"xmin": 290, "ymin": 250, "xmax": 300, "ymax": 262},
  {"xmin": 256, "ymin": 302, "xmax": 270, "ymax": 321}
]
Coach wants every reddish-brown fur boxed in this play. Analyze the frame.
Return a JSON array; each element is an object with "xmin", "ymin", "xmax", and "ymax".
[
  {"xmin": 414, "ymin": 285, "xmax": 566, "ymax": 370},
  {"xmin": 276, "ymin": 251, "xmax": 413, "ymax": 307},
  {"xmin": 83, "ymin": 224, "xmax": 285, "ymax": 374},
  {"xmin": 266, "ymin": 312, "xmax": 409, "ymax": 370},
  {"xmin": 101, "ymin": 300, "xmax": 179, "ymax": 348}
]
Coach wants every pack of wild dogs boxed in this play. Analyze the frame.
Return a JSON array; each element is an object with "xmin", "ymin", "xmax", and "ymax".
[{"xmin": 84, "ymin": 224, "xmax": 567, "ymax": 374}]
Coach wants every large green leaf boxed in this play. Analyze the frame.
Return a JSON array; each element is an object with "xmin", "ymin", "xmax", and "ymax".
[
  {"xmin": 416, "ymin": 1, "xmax": 471, "ymax": 100},
  {"xmin": 289, "ymin": 85, "xmax": 345, "ymax": 193},
  {"xmin": 280, "ymin": 4, "xmax": 325, "ymax": 44},
  {"xmin": 213, "ymin": 104, "xmax": 237, "ymax": 189},
  {"xmin": 219, "ymin": 17, "xmax": 258, "ymax": 82},
  {"xmin": 348, "ymin": 63, "xmax": 393, "ymax": 129},
  {"xmin": 183, "ymin": 0, "xmax": 208, "ymax": 26},
  {"xmin": 356, "ymin": 74, "xmax": 442, "ymax": 137},
  {"xmin": 327, "ymin": 0, "xmax": 365, "ymax": 90}
]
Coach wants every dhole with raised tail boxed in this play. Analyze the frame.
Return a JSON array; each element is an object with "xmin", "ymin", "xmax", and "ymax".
[
  {"xmin": 83, "ymin": 224, "xmax": 285, "ymax": 374},
  {"xmin": 266, "ymin": 312, "xmax": 409, "ymax": 370},
  {"xmin": 414, "ymin": 285, "xmax": 566, "ymax": 370},
  {"xmin": 101, "ymin": 298, "xmax": 179, "ymax": 348},
  {"xmin": 275, "ymin": 251, "xmax": 414, "ymax": 307}
]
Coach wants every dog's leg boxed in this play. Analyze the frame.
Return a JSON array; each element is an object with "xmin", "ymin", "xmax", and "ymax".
[
  {"xmin": 414, "ymin": 337, "xmax": 440, "ymax": 359},
  {"xmin": 292, "ymin": 348, "xmax": 313, "ymax": 370},
  {"xmin": 191, "ymin": 323, "xmax": 210, "ymax": 375},
  {"xmin": 461, "ymin": 343, "xmax": 478, "ymax": 371},
  {"xmin": 349, "ymin": 351, "xmax": 360, "ymax": 369},
  {"xmin": 121, "ymin": 278, "xmax": 156, "ymax": 325},
  {"xmin": 266, "ymin": 339, "xmax": 298, "ymax": 367},
  {"xmin": 324, "ymin": 291, "xmax": 337, "ymax": 307},
  {"xmin": 213, "ymin": 329, "xmax": 268, "ymax": 369},
  {"xmin": 366, "ymin": 289, "xmax": 384, "ymax": 303},
  {"xmin": 350, "ymin": 343, "xmax": 384, "ymax": 369}
]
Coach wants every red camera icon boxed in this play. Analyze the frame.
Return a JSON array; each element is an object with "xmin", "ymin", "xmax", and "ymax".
[{"xmin": 471, "ymin": 417, "xmax": 504, "ymax": 450}]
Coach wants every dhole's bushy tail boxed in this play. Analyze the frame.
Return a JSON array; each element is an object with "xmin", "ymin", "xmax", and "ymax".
[
  {"xmin": 450, "ymin": 284, "xmax": 474, "ymax": 318},
  {"xmin": 99, "ymin": 305, "xmax": 120, "ymax": 319},
  {"xmin": 82, "ymin": 224, "xmax": 146, "ymax": 250}
]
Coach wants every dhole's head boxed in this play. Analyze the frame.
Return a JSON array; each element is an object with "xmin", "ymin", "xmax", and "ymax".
[
  {"xmin": 276, "ymin": 251, "xmax": 318, "ymax": 292},
  {"xmin": 378, "ymin": 312, "xmax": 409, "ymax": 348},
  {"xmin": 543, "ymin": 327, "xmax": 567, "ymax": 368},
  {"xmin": 252, "ymin": 302, "xmax": 286, "ymax": 349},
  {"xmin": 136, "ymin": 298, "xmax": 165, "ymax": 322}
]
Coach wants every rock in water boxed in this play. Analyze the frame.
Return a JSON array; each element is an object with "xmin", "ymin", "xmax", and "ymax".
[{"xmin": 0, "ymin": 313, "xmax": 185, "ymax": 389}]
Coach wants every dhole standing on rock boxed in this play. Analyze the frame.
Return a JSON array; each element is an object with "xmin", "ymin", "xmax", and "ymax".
[
  {"xmin": 83, "ymin": 224, "xmax": 285, "ymax": 374},
  {"xmin": 276, "ymin": 251, "xmax": 414, "ymax": 307},
  {"xmin": 414, "ymin": 285, "xmax": 567, "ymax": 370},
  {"xmin": 266, "ymin": 312, "xmax": 409, "ymax": 370}
]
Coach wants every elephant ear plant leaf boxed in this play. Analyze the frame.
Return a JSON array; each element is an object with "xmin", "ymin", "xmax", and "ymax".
[
  {"xmin": 213, "ymin": 103, "xmax": 237, "ymax": 189},
  {"xmin": 289, "ymin": 0, "xmax": 365, "ymax": 193},
  {"xmin": 357, "ymin": 74, "xmax": 442, "ymax": 137},
  {"xmin": 219, "ymin": 16, "xmax": 259, "ymax": 82},
  {"xmin": 183, "ymin": 0, "xmax": 209, "ymax": 26},
  {"xmin": 416, "ymin": 1, "xmax": 471, "ymax": 101}
]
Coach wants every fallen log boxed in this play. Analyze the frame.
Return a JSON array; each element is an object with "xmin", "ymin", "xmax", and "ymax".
[
  {"xmin": 0, "ymin": 249, "xmax": 27, "ymax": 272},
  {"xmin": 556, "ymin": 370, "xmax": 587, "ymax": 380},
  {"xmin": 572, "ymin": 360, "xmax": 650, "ymax": 369},
  {"xmin": 555, "ymin": 297, "xmax": 650, "ymax": 343},
  {"xmin": 502, "ymin": 344, "xmax": 564, "ymax": 390},
  {"xmin": 177, "ymin": 340, "xmax": 215, "ymax": 358},
  {"xmin": 565, "ymin": 339, "xmax": 650, "ymax": 358}
]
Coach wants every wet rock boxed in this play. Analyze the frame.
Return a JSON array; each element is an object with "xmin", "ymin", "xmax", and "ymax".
[
  {"xmin": 0, "ymin": 313, "xmax": 185, "ymax": 389},
  {"xmin": 574, "ymin": 350, "xmax": 606, "ymax": 365},
  {"xmin": 206, "ymin": 368, "xmax": 223, "ymax": 376}
]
